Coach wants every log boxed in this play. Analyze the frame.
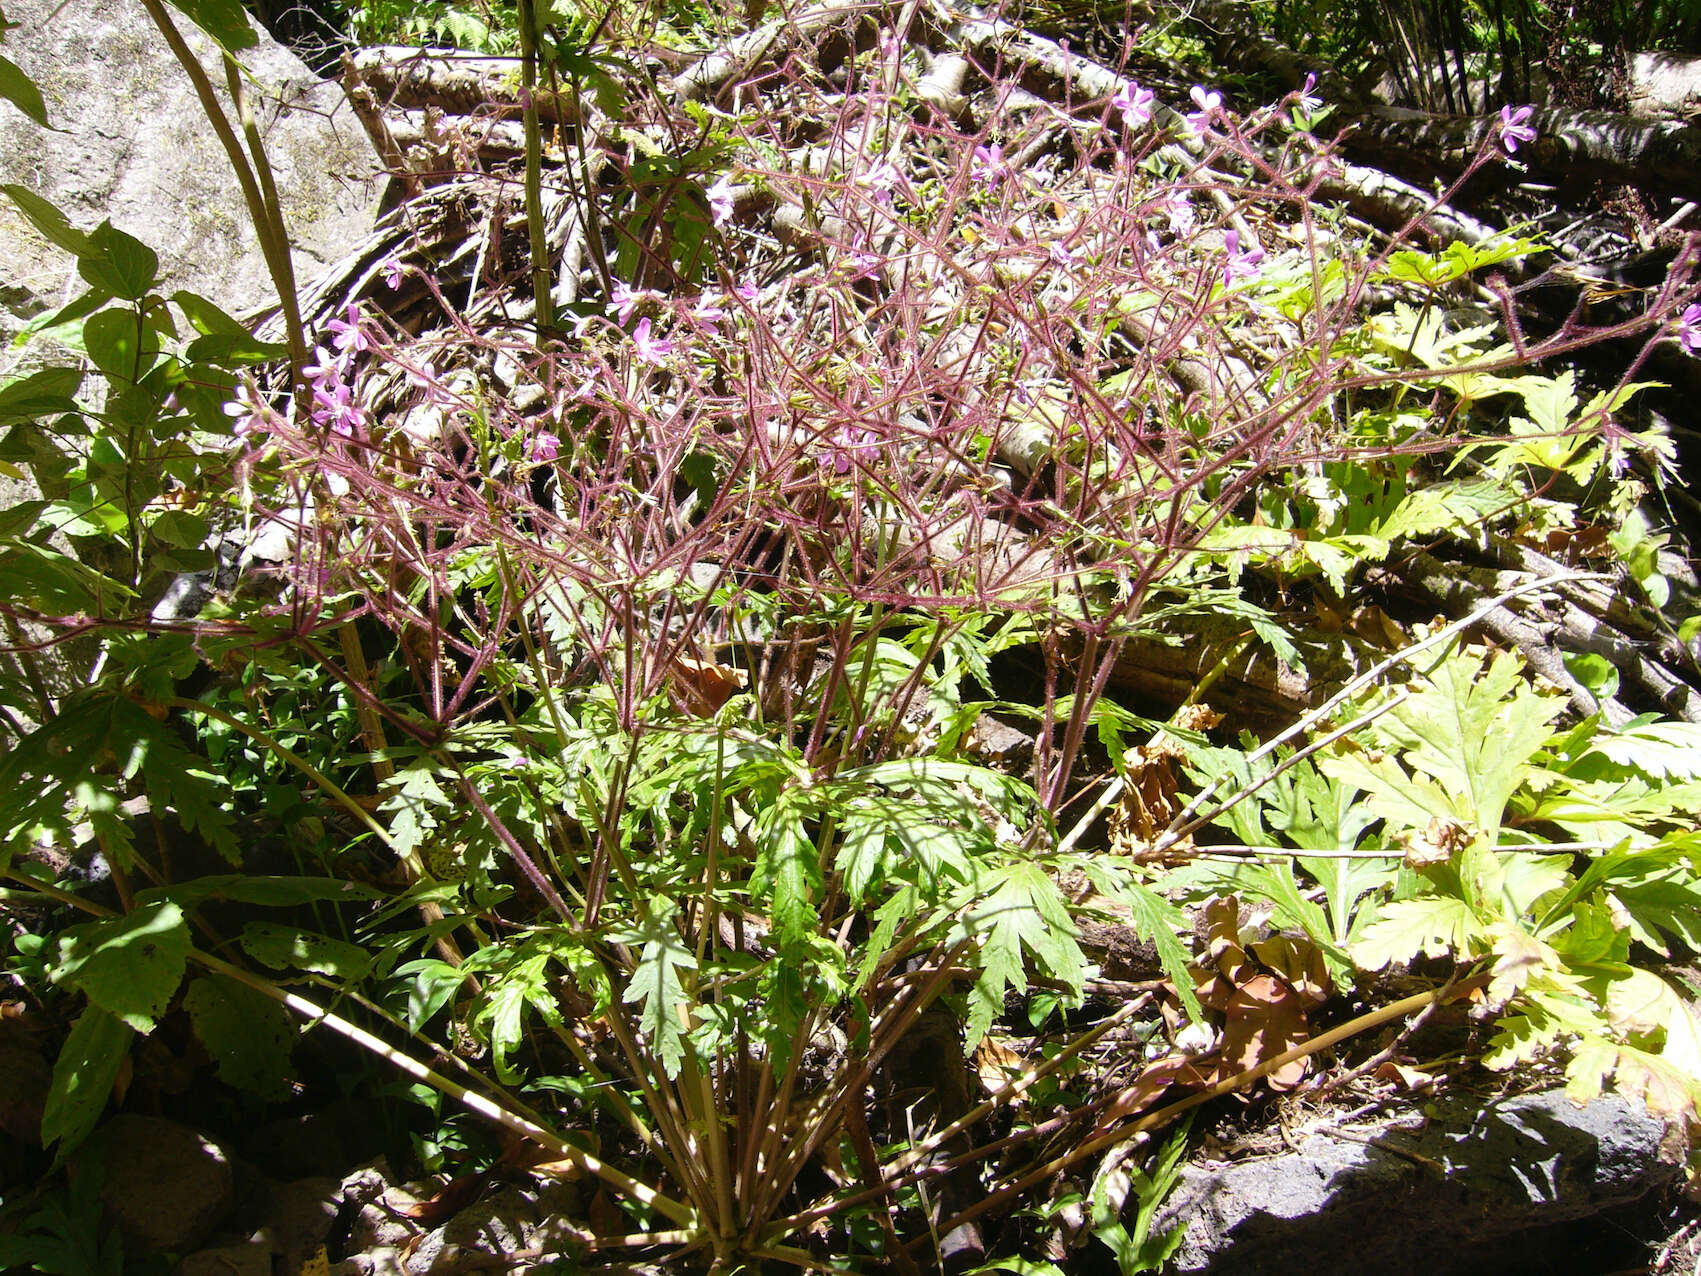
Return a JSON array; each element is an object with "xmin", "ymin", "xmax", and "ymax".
[
  {"xmin": 1344, "ymin": 104, "xmax": 1701, "ymax": 203},
  {"xmin": 344, "ymin": 46, "xmax": 581, "ymax": 126}
]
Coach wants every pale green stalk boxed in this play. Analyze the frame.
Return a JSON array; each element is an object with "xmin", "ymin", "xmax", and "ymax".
[
  {"xmin": 517, "ymin": 0, "xmax": 554, "ymax": 332},
  {"xmin": 135, "ymin": 0, "xmax": 309, "ymax": 406}
]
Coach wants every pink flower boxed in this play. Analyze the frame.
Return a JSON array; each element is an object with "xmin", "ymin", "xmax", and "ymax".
[
  {"xmin": 326, "ymin": 302, "xmax": 370, "ymax": 358},
  {"xmin": 1677, "ymin": 303, "xmax": 1701, "ymax": 355},
  {"xmin": 734, "ymin": 280, "xmax": 759, "ymax": 303},
  {"xmin": 972, "ymin": 142, "xmax": 1009, "ymax": 185},
  {"xmin": 1111, "ymin": 80, "xmax": 1154, "ymax": 127},
  {"xmin": 828, "ymin": 425, "xmax": 876, "ymax": 475},
  {"xmin": 382, "ymin": 257, "xmax": 404, "ymax": 290},
  {"xmin": 1049, "ymin": 241, "xmax": 1081, "ymax": 269},
  {"xmin": 1187, "ymin": 86, "xmax": 1223, "ymax": 132},
  {"xmin": 690, "ymin": 295, "xmax": 727, "ymax": 334},
  {"xmin": 610, "ymin": 281, "xmax": 659, "ymax": 325},
  {"xmin": 1297, "ymin": 72, "xmax": 1322, "ymax": 114},
  {"xmin": 222, "ymin": 375, "xmax": 278, "ymax": 438},
  {"xmin": 528, "ymin": 429, "xmax": 561, "ymax": 462},
  {"xmin": 1164, "ymin": 192, "xmax": 1196, "ymax": 236},
  {"xmin": 1612, "ymin": 449, "xmax": 1636, "ymax": 481},
  {"xmin": 706, "ymin": 175, "xmax": 736, "ymax": 227},
  {"xmin": 844, "ymin": 245, "xmax": 883, "ymax": 281},
  {"xmin": 311, "ymin": 377, "xmax": 365, "ymax": 437},
  {"xmin": 1499, "ymin": 104, "xmax": 1537, "ymax": 154},
  {"xmin": 1223, "ymin": 230, "xmax": 1265, "ymax": 283},
  {"xmin": 864, "ymin": 160, "xmax": 901, "ymax": 204},
  {"xmin": 630, "ymin": 317, "xmax": 673, "ymax": 365},
  {"xmin": 302, "ymin": 346, "xmax": 344, "ymax": 387}
]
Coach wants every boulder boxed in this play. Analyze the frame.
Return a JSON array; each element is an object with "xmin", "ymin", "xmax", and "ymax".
[
  {"xmin": 251, "ymin": 1174, "xmax": 341, "ymax": 1274},
  {"xmin": 75, "ymin": 1113, "xmax": 236, "ymax": 1254},
  {"xmin": 0, "ymin": 0, "xmax": 384, "ymax": 338},
  {"xmin": 407, "ymin": 1185, "xmax": 538, "ymax": 1274},
  {"xmin": 1151, "ymin": 1088, "xmax": 1682, "ymax": 1275}
]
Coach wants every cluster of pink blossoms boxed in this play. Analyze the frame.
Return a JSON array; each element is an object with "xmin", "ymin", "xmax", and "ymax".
[
  {"xmin": 223, "ymin": 301, "xmax": 377, "ymax": 440},
  {"xmin": 301, "ymin": 302, "xmax": 374, "ymax": 437}
]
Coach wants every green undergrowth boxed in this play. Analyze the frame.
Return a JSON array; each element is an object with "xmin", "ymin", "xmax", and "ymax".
[{"xmin": 2, "ymin": 0, "xmax": 1701, "ymax": 1270}]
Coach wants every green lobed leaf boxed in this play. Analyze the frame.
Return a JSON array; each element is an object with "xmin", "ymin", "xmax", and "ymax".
[
  {"xmin": 1318, "ymin": 747, "xmax": 1453, "ymax": 833},
  {"xmin": 855, "ymin": 883, "xmax": 923, "ymax": 993},
  {"xmin": 475, "ymin": 948, "xmax": 566, "ymax": 1084},
  {"xmin": 0, "ymin": 52, "xmax": 48, "ymax": 126},
  {"xmin": 82, "ymin": 308, "xmax": 159, "ymax": 381},
  {"xmin": 1567, "ymin": 1028, "xmax": 1701, "ymax": 1122},
  {"xmin": 1090, "ymin": 1116, "xmax": 1193, "ymax": 1274},
  {"xmin": 183, "ymin": 973, "xmax": 296, "ymax": 1099},
  {"xmin": 239, "ymin": 922, "xmax": 373, "ymax": 980},
  {"xmin": 144, "ymin": 874, "xmax": 382, "ymax": 908},
  {"xmin": 836, "ymin": 797, "xmax": 895, "ymax": 903},
  {"xmin": 1079, "ymin": 858, "xmax": 1205, "ymax": 1025},
  {"xmin": 393, "ymin": 958, "xmax": 466, "ymax": 1033},
  {"xmin": 53, "ymin": 900, "xmax": 191, "ymax": 1032},
  {"xmin": 889, "ymin": 799, "xmax": 980, "ymax": 889},
  {"xmin": 1606, "ymin": 876, "xmax": 1701, "ymax": 956},
  {"xmin": 379, "ymin": 759, "xmax": 452, "ymax": 864},
  {"xmin": 77, "ymin": 222, "xmax": 158, "ymax": 301},
  {"xmin": 959, "ymin": 862, "xmax": 1086, "ymax": 1049},
  {"xmin": 40, "ymin": 1006, "xmax": 134, "ymax": 1157},
  {"xmin": 1511, "ymin": 369, "xmax": 1578, "ymax": 435},
  {"xmin": 1372, "ymin": 478, "xmax": 1510, "ymax": 544},
  {"xmin": 1582, "ymin": 721, "xmax": 1701, "ymax": 782},
  {"xmin": 0, "ymin": 366, "xmax": 83, "ymax": 424},
  {"xmin": 1483, "ymin": 1004, "xmax": 1570, "ymax": 1072},
  {"xmin": 751, "ymin": 788, "xmax": 820, "ymax": 950},
  {"xmin": 614, "ymin": 901, "xmax": 696, "ymax": 1079},
  {"xmin": 162, "ymin": 0, "xmax": 257, "ymax": 50},
  {"xmin": 1352, "ymin": 895, "xmax": 1482, "ymax": 971},
  {"xmin": 1, "ymin": 184, "xmax": 91, "ymax": 255},
  {"xmin": 0, "ymin": 539, "xmax": 129, "ymax": 612},
  {"xmin": 1344, "ymin": 645, "xmax": 1563, "ymax": 842},
  {"xmin": 0, "ymin": 692, "xmax": 149, "ymax": 867}
]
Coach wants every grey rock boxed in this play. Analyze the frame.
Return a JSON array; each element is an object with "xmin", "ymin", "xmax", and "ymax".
[
  {"xmin": 252, "ymin": 1175, "xmax": 341, "ymax": 1271},
  {"xmin": 331, "ymin": 1246, "xmax": 409, "ymax": 1276},
  {"xmin": 407, "ymin": 1185, "xmax": 538, "ymax": 1274},
  {"xmin": 173, "ymin": 1241, "xmax": 272, "ymax": 1276},
  {"xmin": 0, "ymin": 0, "xmax": 383, "ymax": 324},
  {"xmin": 76, "ymin": 1113, "xmax": 236, "ymax": 1254},
  {"xmin": 1152, "ymin": 1088, "xmax": 1680, "ymax": 1275},
  {"xmin": 343, "ymin": 1159, "xmax": 424, "ymax": 1252}
]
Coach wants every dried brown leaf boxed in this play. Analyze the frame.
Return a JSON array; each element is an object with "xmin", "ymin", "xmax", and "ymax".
[{"xmin": 1217, "ymin": 973, "xmax": 1312, "ymax": 1091}]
